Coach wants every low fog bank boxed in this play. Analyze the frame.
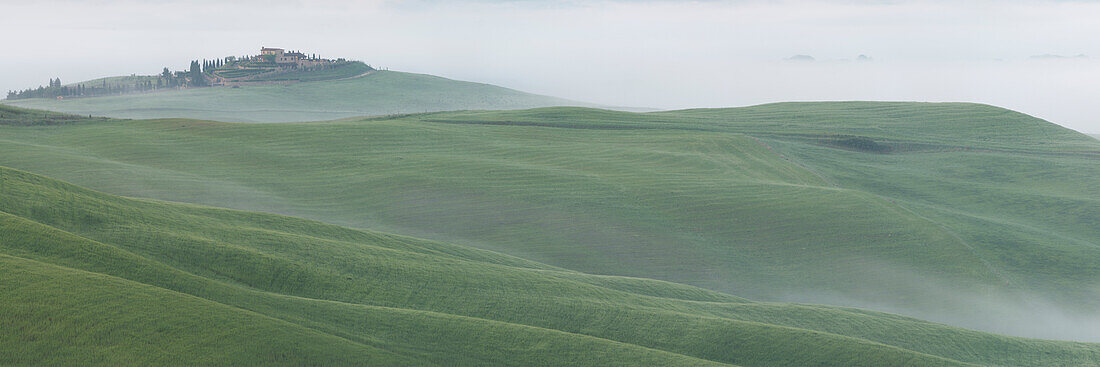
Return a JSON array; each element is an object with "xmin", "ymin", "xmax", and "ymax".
[
  {"xmin": 787, "ymin": 288, "xmax": 1100, "ymax": 342},
  {"xmin": 775, "ymin": 261, "xmax": 1100, "ymax": 342},
  {"xmin": 469, "ymin": 57, "xmax": 1100, "ymax": 135}
]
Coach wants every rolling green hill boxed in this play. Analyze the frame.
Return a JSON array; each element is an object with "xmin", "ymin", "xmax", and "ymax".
[
  {"xmin": 241, "ymin": 60, "xmax": 373, "ymax": 82},
  {"xmin": 3, "ymin": 165, "xmax": 1099, "ymax": 366},
  {"xmin": 0, "ymin": 102, "xmax": 1097, "ymax": 340},
  {"xmin": 1, "ymin": 70, "xmax": 593, "ymax": 122},
  {"xmin": 0, "ymin": 104, "xmax": 113, "ymax": 126},
  {"xmin": 62, "ymin": 75, "xmax": 162, "ymax": 89}
]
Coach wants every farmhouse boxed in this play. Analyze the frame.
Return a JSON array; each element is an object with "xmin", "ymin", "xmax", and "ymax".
[
  {"xmin": 259, "ymin": 47, "xmax": 296, "ymax": 63},
  {"xmin": 259, "ymin": 47, "xmax": 327, "ymax": 66},
  {"xmin": 260, "ymin": 47, "xmax": 284, "ymax": 56},
  {"xmin": 259, "ymin": 47, "xmax": 295, "ymax": 63}
]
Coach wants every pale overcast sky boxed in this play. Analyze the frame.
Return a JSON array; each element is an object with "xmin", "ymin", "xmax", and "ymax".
[{"xmin": 2, "ymin": 0, "xmax": 1099, "ymax": 132}]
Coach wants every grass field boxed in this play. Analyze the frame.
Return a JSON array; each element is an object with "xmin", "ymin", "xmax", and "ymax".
[
  {"xmin": 213, "ymin": 68, "xmax": 271, "ymax": 79},
  {"xmin": 0, "ymin": 102, "xmax": 1097, "ymax": 341},
  {"xmin": 245, "ymin": 61, "xmax": 373, "ymax": 82},
  {"xmin": 1, "ymin": 70, "xmax": 593, "ymax": 122},
  {"xmin": 61, "ymin": 75, "xmax": 162, "ymax": 89},
  {"xmin": 3, "ymin": 165, "xmax": 1099, "ymax": 366},
  {"xmin": 0, "ymin": 104, "xmax": 111, "ymax": 126}
]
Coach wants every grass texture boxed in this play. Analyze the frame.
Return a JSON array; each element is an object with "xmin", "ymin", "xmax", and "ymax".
[
  {"xmin": 3, "ymin": 166, "xmax": 1100, "ymax": 366},
  {"xmin": 0, "ymin": 102, "xmax": 1097, "ymax": 339}
]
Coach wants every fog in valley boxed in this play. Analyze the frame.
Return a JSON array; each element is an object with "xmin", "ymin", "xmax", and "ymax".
[
  {"xmin": 778, "ymin": 260, "xmax": 1100, "ymax": 342},
  {"xmin": 3, "ymin": 0, "xmax": 1099, "ymax": 342}
]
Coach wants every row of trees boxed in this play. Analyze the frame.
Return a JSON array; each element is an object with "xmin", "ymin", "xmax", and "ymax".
[
  {"xmin": 6, "ymin": 60, "xmax": 216, "ymax": 100},
  {"xmin": 7, "ymin": 78, "xmax": 137, "ymax": 100},
  {"xmin": 5, "ymin": 56, "xmax": 357, "ymax": 100},
  {"xmin": 201, "ymin": 58, "xmax": 227, "ymax": 73}
]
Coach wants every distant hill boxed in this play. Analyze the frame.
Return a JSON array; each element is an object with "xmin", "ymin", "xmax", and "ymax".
[
  {"xmin": 49, "ymin": 62, "xmax": 372, "ymax": 90},
  {"xmin": 3, "ymin": 165, "xmax": 1099, "ymax": 366},
  {"xmin": 63, "ymin": 75, "xmax": 162, "ymax": 89},
  {"xmin": 1, "ymin": 102, "xmax": 1098, "ymax": 340},
  {"xmin": 0, "ymin": 104, "xmax": 111, "ymax": 126},
  {"xmin": 1030, "ymin": 54, "xmax": 1089, "ymax": 60},
  {"xmin": 1, "ymin": 70, "xmax": 596, "ymax": 122}
]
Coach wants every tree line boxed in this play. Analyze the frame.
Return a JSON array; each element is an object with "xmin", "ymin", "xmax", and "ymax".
[{"xmin": 5, "ymin": 59, "xmax": 222, "ymax": 100}]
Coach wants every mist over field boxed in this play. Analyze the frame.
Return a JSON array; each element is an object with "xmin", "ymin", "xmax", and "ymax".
[
  {"xmin": 779, "ymin": 260, "xmax": 1100, "ymax": 342},
  {"xmin": 2, "ymin": 0, "xmax": 1099, "ymax": 354},
  {"xmin": 3, "ymin": 0, "xmax": 1100, "ymax": 132}
]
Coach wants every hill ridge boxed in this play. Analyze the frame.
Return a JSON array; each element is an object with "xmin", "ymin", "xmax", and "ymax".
[
  {"xmin": 6, "ymin": 165, "xmax": 1100, "ymax": 365},
  {"xmin": 1, "ymin": 101, "xmax": 1098, "ymax": 342},
  {"xmin": 2, "ymin": 70, "xmax": 599, "ymax": 123}
]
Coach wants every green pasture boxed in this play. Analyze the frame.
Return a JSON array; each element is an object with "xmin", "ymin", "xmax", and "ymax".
[
  {"xmin": 0, "ymin": 102, "xmax": 1096, "ymax": 339},
  {"xmin": 2, "ymin": 166, "xmax": 1098, "ymax": 366}
]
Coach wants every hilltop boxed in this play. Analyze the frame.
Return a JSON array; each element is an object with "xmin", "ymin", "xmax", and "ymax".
[
  {"xmin": 6, "ymin": 46, "xmax": 369, "ymax": 100},
  {"xmin": 1, "ymin": 46, "xmax": 598, "ymax": 122},
  {"xmin": 2, "ymin": 70, "xmax": 593, "ymax": 122},
  {"xmin": 0, "ymin": 102, "xmax": 1097, "ymax": 340},
  {"xmin": 2, "ymin": 165, "xmax": 1099, "ymax": 366}
]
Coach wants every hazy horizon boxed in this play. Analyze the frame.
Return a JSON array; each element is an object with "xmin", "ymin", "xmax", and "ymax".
[{"xmin": 3, "ymin": 0, "xmax": 1100, "ymax": 133}]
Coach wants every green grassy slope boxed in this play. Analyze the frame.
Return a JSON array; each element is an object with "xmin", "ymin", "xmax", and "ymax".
[
  {"xmin": 245, "ymin": 61, "xmax": 373, "ymax": 82},
  {"xmin": 0, "ymin": 104, "xmax": 111, "ymax": 126},
  {"xmin": 4, "ymin": 166, "xmax": 1100, "ymax": 366},
  {"xmin": 1, "ymin": 70, "xmax": 592, "ymax": 122},
  {"xmin": 62, "ymin": 75, "xmax": 162, "ymax": 89},
  {"xmin": 0, "ymin": 102, "xmax": 1097, "ymax": 340},
  {"xmin": 0, "ymin": 256, "xmax": 421, "ymax": 366}
]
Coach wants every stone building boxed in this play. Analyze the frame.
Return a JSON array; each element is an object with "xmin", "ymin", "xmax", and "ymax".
[
  {"xmin": 260, "ymin": 47, "xmax": 284, "ymax": 56},
  {"xmin": 259, "ymin": 46, "xmax": 332, "ymax": 67}
]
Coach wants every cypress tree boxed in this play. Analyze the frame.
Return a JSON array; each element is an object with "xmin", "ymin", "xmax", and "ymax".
[{"xmin": 189, "ymin": 60, "xmax": 205, "ymax": 87}]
